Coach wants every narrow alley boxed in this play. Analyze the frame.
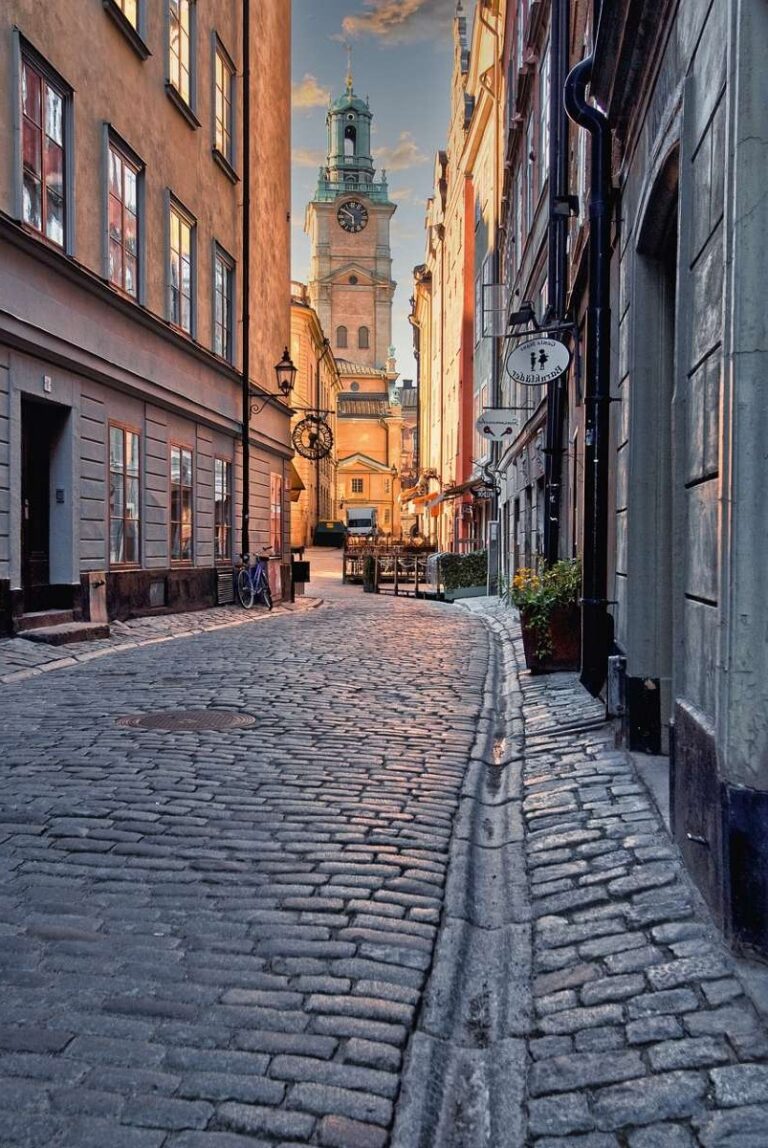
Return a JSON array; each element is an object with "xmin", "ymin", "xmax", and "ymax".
[{"xmin": 1, "ymin": 557, "xmax": 766, "ymax": 1147}]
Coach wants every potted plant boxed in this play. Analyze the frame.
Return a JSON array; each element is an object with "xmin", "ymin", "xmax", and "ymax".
[
  {"xmin": 440, "ymin": 551, "xmax": 488, "ymax": 602},
  {"xmin": 506, "ymin": 559, "xmax": 581, "ymax": 673}
]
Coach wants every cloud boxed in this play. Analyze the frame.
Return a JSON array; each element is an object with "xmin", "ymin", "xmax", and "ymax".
[
  {"xmin": 292, "ymin": 147, "xmax": 325, "ymax": 168},
  {"xmin": 390, "ymin": 187, "xmax": 414, "ymax": 202},
  {"xmin": 374, "ymin": 132, "xmax": 429, "ymax": 171},
  {"xmin": 292, "ymin": 73, "xmax": 331, "ymax": 110},
  {"xmin": 341, "ymin": 0, "xmax": 454, "ymax": 43}
]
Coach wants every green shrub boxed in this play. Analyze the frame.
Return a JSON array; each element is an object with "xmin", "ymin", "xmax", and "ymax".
[{"xmin": 440, "ymin": 550, "xmax": 488, "ymax": 592}]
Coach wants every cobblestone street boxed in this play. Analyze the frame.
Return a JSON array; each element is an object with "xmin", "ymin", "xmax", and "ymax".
[{"xmin": 1, "ymin": 556, "xmax": 767, "ymax": 1146}]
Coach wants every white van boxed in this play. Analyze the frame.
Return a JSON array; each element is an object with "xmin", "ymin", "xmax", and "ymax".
[{"xmin": 346, "ymin": 508, "xmax": 378, "ymax": 536}]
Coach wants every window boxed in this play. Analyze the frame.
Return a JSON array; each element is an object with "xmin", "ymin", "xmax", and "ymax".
[
  {"xmin": 21, "ymin": 55, "xmax": 68, "ymax": 248},
  {"xmin": 358, "ymin": 326, "xmax": 369, "ymax": 350},
  {"xmin": 525, "ymin": 114, "xmax": 535, "ymax": 231},
  {"xmin": 109, "ymin": 426, "xmax": 140, "ymax": 565},
  {"xmin": 214, "ymin": 458, "xmax": 232, "ymax": 561},
  {"xmin": 539, "ymin": 41, "xmax": 551, "ymax": 188},
  {"xmin": 383, "ymin": 508, "xmax": 391, "ymax": 526},
  {"xmin": 170, "ymin": 446, "xmax": 193, "ymax": 560},
  {"xmin": 214, "ymin": 245, "xmax": 234, "ymax": 361},
  {"xmin": 108, "ymin": 141, "xmax": 140, "ymax": 298},
  {"xmin": 115, "ymin": 0, "xmax": 138, "ymax": 27},
  {"xmin": 351, "ymin": 478, "xmax": 364, "ymax": 494},
  {"xmin": 270, "ymin": 472, "xmax": 283, "ymax": 555},
  {"xmin": 337, "ymin": 325, "xmax": 348, "ymax": 348},
  {"xmin": 169, "ymin": 0, "xmax": 193, "ymax": 106},
  {"xmin": 169, "ymin": 201, "xmax": 194, "ymax": 333},
  {"xmin": 384, "ymin": 478, "xmax": 391, "ymax": 494},
  {"xmin": 214, "ymin": 42, "xmax": 234, "ymax": 164}
]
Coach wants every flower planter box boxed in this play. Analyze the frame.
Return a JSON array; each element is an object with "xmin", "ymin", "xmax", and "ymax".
[
  {"xmin": 444, "ymin": 585, "xmax": 487, "ymax": 602},
  {"xmin": 520, "ymin": 605, "xmax": 580, "ymax": 674}
]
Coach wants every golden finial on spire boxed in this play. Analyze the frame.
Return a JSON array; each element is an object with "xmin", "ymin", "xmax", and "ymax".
[{"xmin": 345, "ymin": 41, "xmax": 353, "ymax": 94}]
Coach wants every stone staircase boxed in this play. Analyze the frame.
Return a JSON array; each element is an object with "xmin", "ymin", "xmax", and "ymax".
[{"xmin": 14, "ymin": 610, "xmax": 110, "ymax": 646}]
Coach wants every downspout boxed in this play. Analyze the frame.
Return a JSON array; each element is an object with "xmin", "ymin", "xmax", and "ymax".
[
  {"xmin": 240, "ymin": 0, "xmax": 251, "ymax": 557},
  {"xmin": 543, "ymin": 0, "xmax": 570, "ymax": 565},
  {"xmin": 564, "ymin": 15, "xmax": 612, "ymax": 697}
]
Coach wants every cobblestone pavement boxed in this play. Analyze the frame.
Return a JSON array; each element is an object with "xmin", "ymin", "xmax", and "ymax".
[
  {"xmin": 0, "ymin": 598, "xmax": 319, "ymax": 685},
  {"xmin": 0, "ymin": 566, "xmax": 489, "ymax": 1147},
  {"xmin": 395, "ymin": 601, "xmax": 768, "ymax": 1147},
  {"xmin": 2, "ymin": 561, "xmax": 768, "ymax": 1147}
]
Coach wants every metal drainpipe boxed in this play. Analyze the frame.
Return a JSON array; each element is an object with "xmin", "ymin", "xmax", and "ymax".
[
  {"xmin": 240, "ymin": 0, "xmax": 251, "ymax": 558},
  {"xmin": 564, "ymin": 29, "xmax": 612, "ymax": 697},
  {"xmin": 543, "ymin": 0, "xmax": 570, "ymax": 566}
]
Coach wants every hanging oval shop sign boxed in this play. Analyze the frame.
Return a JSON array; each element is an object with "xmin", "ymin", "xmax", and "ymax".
[{"xmin": 506, "ymin": 337, "xmax": 571, "ymax": 386}]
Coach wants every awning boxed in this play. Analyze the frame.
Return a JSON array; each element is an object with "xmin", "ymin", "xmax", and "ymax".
[
  {"xmin": 400, "ymin": 485, "xmax": 421, "ymax": 502},
  {"xmin": 289, "ymin": 462, "xmax": 305, "ymax": 503}
]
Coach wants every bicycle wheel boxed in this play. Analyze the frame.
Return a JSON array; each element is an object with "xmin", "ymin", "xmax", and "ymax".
[
  {"xmin": 261, "ymin": 580, "xmax": 273, "ymax": 611},
  {"xmin": 236, "ymin": 568, "xmax": 255, "ymax": 609}
]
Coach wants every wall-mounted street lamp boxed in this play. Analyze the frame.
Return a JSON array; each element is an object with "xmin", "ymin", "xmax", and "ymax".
[{"xmin": 250, "ymin": 347, "xmax": 298, "ymax": 415}]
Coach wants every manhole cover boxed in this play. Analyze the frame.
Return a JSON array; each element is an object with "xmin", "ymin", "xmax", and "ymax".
[{"xmin": 117, "ymin": 709, "xmax": 256, "ymax": 731}]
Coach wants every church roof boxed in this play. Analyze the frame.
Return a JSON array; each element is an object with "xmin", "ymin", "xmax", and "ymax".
[
  {"xmin": 330, "ymin": 89, "xmax": 371, "ymax": 116},
  {"xmin": 337, "ymin": 394, "xmax": 391, "ymax": 418},
  {"xmin": 336, "ymin": 359, "xmax": 389, "ymax": 378}
]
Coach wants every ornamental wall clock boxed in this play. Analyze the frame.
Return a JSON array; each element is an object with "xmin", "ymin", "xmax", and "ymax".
[{"xmin": 292, "ymin": 415, "xmax": 334, "ymax": 460}]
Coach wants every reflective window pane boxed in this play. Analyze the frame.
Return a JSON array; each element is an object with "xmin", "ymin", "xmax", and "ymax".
[
  {"xmin": 45, "ymin": 86, "xmax": 63, "ymax": 145},
  {"xmin": 22, "ymin": 173, "xmax": 42, "ymax": 231},
  {"xmin": 110, "ymin": 426, "xmax": 124, "ymax": 469},
  {"xmin": 110, "ymin": 518, "xmax": 124, "ymax": 564},
  {"xmin": 23, "ymin": 121, "xmax": 42, "ymax": 175},
  {"xmin": 124, "ymin": 519, "xmax": 139, "ymax": 564},
  {"xmin": 46, "ymin": 191, "xmax": 64, "ymax": 246},
  {"xmin": 22, "ymin": 64, "xmax": 41, "ymax": 123},
  {"xmin": 126, "ymin": 431, "xmax": 140, "ymax": 475}
]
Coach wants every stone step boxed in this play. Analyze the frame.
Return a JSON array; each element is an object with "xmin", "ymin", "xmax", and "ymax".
[
  {"xmin": 18, "ymin": 622, "xmax": 111, "ymax": 646},
  {"xmin": 14, "ymin": 609, "xmax": 75, "ymax": 633}
]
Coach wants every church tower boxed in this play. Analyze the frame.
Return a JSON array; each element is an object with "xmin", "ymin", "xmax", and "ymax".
[
  {"xmin": 305, "ymin": 68, "xmax": 403, "ymax": 536},
  {"xmin": 305, "ymin": 68, "xmax": 397, "ymax": 374}
]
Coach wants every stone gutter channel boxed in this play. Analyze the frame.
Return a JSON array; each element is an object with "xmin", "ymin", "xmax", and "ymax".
[{"xmin": 393, "ymin": 601, "xmax": 768, "ymax": 1147}]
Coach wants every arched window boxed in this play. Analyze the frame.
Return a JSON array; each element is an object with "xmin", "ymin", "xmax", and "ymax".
[
  {"xmin": 358, "ymin": 326, "xmax": 369, "ymax": 350},
  {"xmin": 336, "ymin": 325, "xmax": 348, "ymax": 348},
  {"xmin": 344, "ymin": 124, "xmax": 356, "ymax": 159}
]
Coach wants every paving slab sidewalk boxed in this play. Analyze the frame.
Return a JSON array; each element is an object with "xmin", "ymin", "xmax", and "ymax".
[{"xmin": 393, "ymin": 598, "xmax": 768, "ymax": 1148}]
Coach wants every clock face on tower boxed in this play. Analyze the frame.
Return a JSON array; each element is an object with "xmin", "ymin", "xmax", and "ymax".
[{"xmin": 337, "ymin": 200, "xmax": 369, "ymax": 233}]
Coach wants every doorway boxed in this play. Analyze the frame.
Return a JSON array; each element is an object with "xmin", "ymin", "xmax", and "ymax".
[
  {"xmin": 21, "ymin": 399, "xmax": 67, "ymax": 613},
  {"xmin": 625, "ymin": 146, "xmax": 680, "ymax": 760}
]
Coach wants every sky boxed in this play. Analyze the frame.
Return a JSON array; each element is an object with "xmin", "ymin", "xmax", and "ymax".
[{"xmin": 291, "ymin": 0, "xmax": 474, "ymax": 382}]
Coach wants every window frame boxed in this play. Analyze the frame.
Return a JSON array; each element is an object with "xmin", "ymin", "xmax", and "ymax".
[
  {"xmin": 166, "ymin": 0, "xmax": 199, "ymax": 128},
  {"xmin": 108, "ymin": 422, "xmax": 142, "ymax": 568},
  {"xmin": 351, "ymin": 477, "xmax": 364, "ymax": 495},
  {"xmin": 336, "ymin": 325, "xmax": 348, "ymax": 349},
  {"xmin": 170, "ymin": 443, "xmax": 194, "ymax": 563},
  {"xmin": 102, "ymin": 0, "xmax": 150, "ymax": 60},
  {"xmin": 212, "ymin": 241, "xmax": 235, "ymax": 363},
  {"xmin": 358, "ymin": 326, "xmax": 369, "ymax": 350},
  {"xmin": 212, "ymin": 34, "xmax": 238, "ymax": 181},
  {"xmin": 105, "ymin": 130, "xmax": 143, "ymax": 302},
  {"xmin": 213, "ymin": 456, "xmax": 233, "ymax": 563},
  {"xmin": 17, "ymin": 42, "xmax": 73, "ymax": 254},
  {"xmin": 167, "ymin": 194, "xmax": 196, "ymax": 336}
]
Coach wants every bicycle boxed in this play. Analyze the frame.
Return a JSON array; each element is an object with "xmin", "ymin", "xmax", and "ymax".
[{"xmin": 236, "ymin": 552, "xmax": 273, "ymax": 611}]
